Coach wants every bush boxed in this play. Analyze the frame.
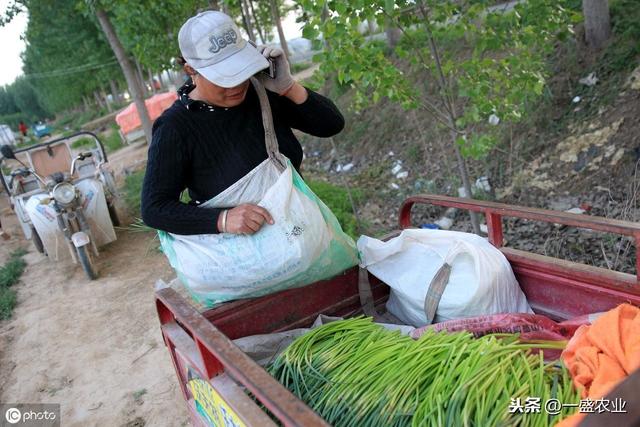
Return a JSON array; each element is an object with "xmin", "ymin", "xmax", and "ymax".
[
  {"xmin": 307, "ymin": 179, "xmax": 363, "ymax": 239},
  {"xmin": 605, "ymin": 0, "xmax": 640, "ymax": 72}
]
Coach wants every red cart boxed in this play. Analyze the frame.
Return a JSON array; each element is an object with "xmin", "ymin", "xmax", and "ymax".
[{"xmin": 155, "ymin": 195, "xmax": 640, "ymax": 427}]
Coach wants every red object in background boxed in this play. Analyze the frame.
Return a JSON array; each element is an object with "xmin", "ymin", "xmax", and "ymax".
[
  {"xmin": 115, "ymin": 92, "xmax": 177, "ymax": 135},
  {"xmin": 18, "ymin": 121, "xmax": 27, "ymax": 136}
]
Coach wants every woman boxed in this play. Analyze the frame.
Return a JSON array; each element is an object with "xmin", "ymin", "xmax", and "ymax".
[{"xmin": 141, "ymin": 10, "xmax": 344, "ymax": 236}]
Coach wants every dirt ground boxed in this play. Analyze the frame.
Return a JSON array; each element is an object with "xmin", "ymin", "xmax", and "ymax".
[{"xmin": 0, "ymin": 168, "xmax": 189, "ymax": 426}]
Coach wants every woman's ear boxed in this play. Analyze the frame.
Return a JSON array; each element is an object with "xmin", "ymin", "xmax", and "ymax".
[{"xmin": 184, "ymin": 64, "xmax": 198, "ymax": 78}]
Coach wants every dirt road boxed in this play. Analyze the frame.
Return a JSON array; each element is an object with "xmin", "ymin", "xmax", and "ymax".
[{"xmin": 0, "ymin": 197, "xmax": 189, "ymax": 426}]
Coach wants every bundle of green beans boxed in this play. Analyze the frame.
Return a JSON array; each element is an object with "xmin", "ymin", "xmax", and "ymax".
[{"xmin": 268, "ymin": 317, "xmax": 579, "ymax": 427}]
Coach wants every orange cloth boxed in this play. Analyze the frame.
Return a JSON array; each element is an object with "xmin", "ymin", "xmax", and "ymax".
[
  {"xmin": 555, "ymin": 303, "xmax": 640, "ymax": 427},
  {"xmin": 115, "ymin": 92, "xmax": 178, "ymax": 134}
]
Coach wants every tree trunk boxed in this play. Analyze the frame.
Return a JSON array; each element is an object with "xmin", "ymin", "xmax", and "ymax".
[
  {"xmin": 367, "ymin": 20, "xmax": 376, "ymax": 35},
  {"xmin": 320, "ymin": 4, "xmax": 332, "ymax": 95},
  {"xmin": 109, "ymin": 79, "xmax": 121, "ymax": 104},
  {"xmin": 249, "ymin": 0, "xmax": 266, "ymax": 44},
  {"xmin": 101, "ymin": 86, "xmax": 113, "ymax": 113},
  {"xmin": 424, "ymin": 29, "xmax": 481, "ymax": 234},
  {"xmin": 583, "ymin": 0, "xmax": 611, "ymax": 50},
  {"xmin": 385, "ymin": 21, "xmax": 402, "ymax": 48},
  {"xmin": 157, "ymin": 71, "xmax": 165, "ymax": 90},
  {"xmin": 240, "ymin": 0, "xmax": 256, "ymax": 42},
  {"xmin": 271, "ymin": 0, "xmax": 290, "ymax": 60},
  {"xmin": 134, "ymin": 59, "xmax": 148, "ymax": 97},
  {"xmin": 82, "ymin": 96, "xmax": 91, "ymax": 112},
  {"xmin": 93, "ymin": 91, "xmax": 105, "ymax": 110},
  {"xmin": 222, "ymin": 0, "xmax": 230, "ymax": 15},
  {"xmin": 95, "ymin": 7, "xmax": 153, "ymax": 144},
  {"xmin": 147, "ymin": 68, "xmax": 156, "ymax": 94},
  {"xmin": 208, "ymin": 0, "xmax": 219, "ymax": 10}
]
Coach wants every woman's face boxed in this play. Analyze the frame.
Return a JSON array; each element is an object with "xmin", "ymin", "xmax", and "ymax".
[{"xmin": 191, "ymin": 72, "xmax": 251, "ymax": 108}]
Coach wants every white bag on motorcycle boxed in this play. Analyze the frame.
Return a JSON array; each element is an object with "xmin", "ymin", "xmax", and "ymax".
[
  {"xmin": 357, "ymin": 229, "xmax": 532, "ymax": 327},
  {"xmin": 159, "ymin": 78, "xmax": 359, "ymax": 307},
  {"xmin": 25, "ymin": 179, "xmax": 116, "ymax": 261}
]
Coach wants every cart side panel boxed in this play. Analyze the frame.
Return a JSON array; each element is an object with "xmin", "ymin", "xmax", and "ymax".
[
  {"xmin": 204, "ymin": 267, "xmax": 389, "ymax": 339},
  {"xmin": 156, "ymin": 289, "xmax": 329, "ymax": 427},
  {"xmin": 503, "ymin": 247, "xmax": 640, "ymax": 320}
]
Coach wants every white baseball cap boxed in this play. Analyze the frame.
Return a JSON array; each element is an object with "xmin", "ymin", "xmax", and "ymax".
[{"xmin": 178, "ymin": 11, "xmax": 269, "ymax": 88}]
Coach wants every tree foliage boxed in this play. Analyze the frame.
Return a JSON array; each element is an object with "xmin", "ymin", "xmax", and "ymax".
[
  {"xmin": 300, "ymin": 0, "xmax": 576, "ymax": 158},
  {"xmin": 19, "ymin": 0, "xmax": 123, "ymax": 115},
  {"xmin": 0, "ymin": 0, "xmax": 294, "ymax": 122},
  {"xmin": 102, "ymin": 0, "xmax": 212, "ymax": 70}
]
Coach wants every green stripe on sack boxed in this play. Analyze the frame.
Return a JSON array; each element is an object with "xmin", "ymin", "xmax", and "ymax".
[{"xmin": 160, "ymin": 161, "xmax": 361, "ymax": 307}]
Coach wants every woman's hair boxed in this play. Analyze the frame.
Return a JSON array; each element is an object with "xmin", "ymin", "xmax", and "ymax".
[{"xmin": 177, "ymin": 55, "xmax": 187, "ymax": 66}]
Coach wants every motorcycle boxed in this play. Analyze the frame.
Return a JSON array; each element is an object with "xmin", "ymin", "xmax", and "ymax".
[{"xmin": 0, "ymin": 132, "xmax": 119, "ymax": 279}]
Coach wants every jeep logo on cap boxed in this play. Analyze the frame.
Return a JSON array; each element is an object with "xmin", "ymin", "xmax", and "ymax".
[{"xmin": 209, "ymin": 28, "xmax": 238, "ymax": 54}]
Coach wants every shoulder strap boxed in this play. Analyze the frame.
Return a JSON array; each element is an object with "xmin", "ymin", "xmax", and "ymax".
[
  {"xmin": 250, "ymin": 77, "xmax": 286, "ymax": 172},
  {"xmin": 423, "ymin": 262, "xmax": 452, "ymax": 324}
]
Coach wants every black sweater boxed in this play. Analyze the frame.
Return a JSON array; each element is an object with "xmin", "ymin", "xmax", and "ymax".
[{"xmin": 140, "ymin": 82, "xmax": 345, "ymax": 235}]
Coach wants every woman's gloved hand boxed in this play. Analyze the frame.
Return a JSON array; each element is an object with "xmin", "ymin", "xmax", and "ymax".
[
  {"xmin": 255, "ymin": 45, "xmax": 294, "ymax": 95},
  {"xmin": 218, "ymin": 204, "xmax": 274, "ymax": 234}
]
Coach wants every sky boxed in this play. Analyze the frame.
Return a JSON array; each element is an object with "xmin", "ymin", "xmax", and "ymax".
[
  {"xmin": 0, "ymin": 0, "xmax": 27, "ymax": 87},
  {"xmin": 0, "ymin": 4, "xmax": 303, "ymax": 88}
]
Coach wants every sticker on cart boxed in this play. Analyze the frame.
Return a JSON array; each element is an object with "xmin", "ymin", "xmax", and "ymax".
[{"xmin": 187, "ymin": 375, "xmax": 246, "ymax": 427}]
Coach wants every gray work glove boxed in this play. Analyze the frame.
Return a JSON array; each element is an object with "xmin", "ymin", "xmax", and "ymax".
[{"xmin": 255, "ymin": 45, "xmax": 295, "ymax": 95}]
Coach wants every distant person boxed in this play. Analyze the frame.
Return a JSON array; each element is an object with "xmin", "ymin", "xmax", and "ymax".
[{"xmin": 18, "ymin": 121, "xmax": 27, "ymax": 137}]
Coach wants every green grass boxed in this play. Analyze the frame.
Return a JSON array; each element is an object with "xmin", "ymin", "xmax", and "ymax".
[
  {"xmin": 124, "ymin": 169, "xmax": 146, "ymax": 215},
  {"xmin": 15, "ymin": 136, "xmax": 40, "ymax": 149},
  {"xmin": 0, "ymin": 255, "xmax": 26, "ymax": 287},
  {"xmin": 71, "ymin": 137, "xmax": 93, "ymax": 149},
  {"xmin": 0, "ymin": 248, "xmax": 28, "ymax": 320},
  {"xmin": 0, "ymin": 288, "xmax": 17, "ymax": 320},
  {"xmin": 307, "ymin": 179, "xmax": 363, "ymax": 239},
  {"xmin": 102, "ymin": 124, "xmax": 124, "ymax": 153},
  {"xmin": 291, "ymin": 62, "xmax": 313, "ymax": 75},
  {"xmin": 71, "ymin": 124, "xmax": 123, "ymax": 153}
]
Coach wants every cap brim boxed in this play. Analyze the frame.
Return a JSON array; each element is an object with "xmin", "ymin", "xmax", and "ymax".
[{"xmin": 196, "ymin": 43, "xmax": 269, "ymax": 88}]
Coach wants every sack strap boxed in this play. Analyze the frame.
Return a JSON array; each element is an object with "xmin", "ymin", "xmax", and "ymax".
[
  {"xmin": 423, "ymin": 262, "xmax": 452, "ymax": 324},
  {"xmin": 358, "ymin": 267, "xmax": 378, "ymax": 317},
  {"xmin": 250, "ymin": 77, "xmax": 286, "ymax": 172}
]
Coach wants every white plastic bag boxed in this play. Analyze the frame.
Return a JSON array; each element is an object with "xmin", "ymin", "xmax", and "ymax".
[
  {"xmin": 25, "ymin": 178, "xmax": 116, "ymax": 261},
  {"xmin": 358, "ymin": 229, "xmax": 532, "ymax": 327},
  {"xmin": 160, "ymin": 156, "xmax": 358, "ymax": 306}
]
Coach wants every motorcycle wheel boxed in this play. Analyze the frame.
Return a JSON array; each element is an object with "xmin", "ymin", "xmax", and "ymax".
[
  {"xmin": 76, "ymin": 245, "xmax": 98, "ymax": 280},
  {"xmin": 108, "ymin": 203, "xmax": 120, "ymax": 227},
  {"xmin": 31, "ymin": 226, "xmax": 45, "ymax": 254}
]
